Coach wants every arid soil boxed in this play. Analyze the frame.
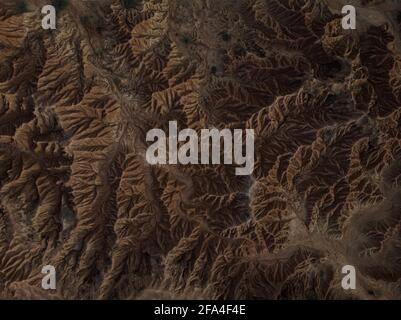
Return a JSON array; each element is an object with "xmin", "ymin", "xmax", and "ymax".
[{"xmin": 1, "ymin": 0, "xmax": 401, "ymax": 300}]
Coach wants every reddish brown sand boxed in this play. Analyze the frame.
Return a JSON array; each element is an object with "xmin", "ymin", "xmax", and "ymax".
[{"xmin": 1, "ymin": 0, "xmax": 401, "ymax": 299}]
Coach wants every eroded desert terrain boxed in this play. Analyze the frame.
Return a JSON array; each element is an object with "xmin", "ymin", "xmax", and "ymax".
[{"xmin": 1, "ymin": 0, "xmax": 401, "ymax": 299}]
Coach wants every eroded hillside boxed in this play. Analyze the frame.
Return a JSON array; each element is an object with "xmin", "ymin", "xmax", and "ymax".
[{"xmin": 1, "ymin": 0, "xmax": 401, "ymax": 299}]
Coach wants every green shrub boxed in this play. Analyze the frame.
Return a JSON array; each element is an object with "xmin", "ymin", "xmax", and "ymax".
[
  {"xmin": 123, "ymin": 0, "xmax": 137, "ymax": 9},
  {"xmin": 52, "ymin": 0, "xmax": 69, "ymax": 11},
  {"xmin": 15, "ymin": 1, "xmax": 28, "ymax": 14},
  {"xmin": 80, "ymin": 15, "xmax": 89, "ymax": 26}
]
